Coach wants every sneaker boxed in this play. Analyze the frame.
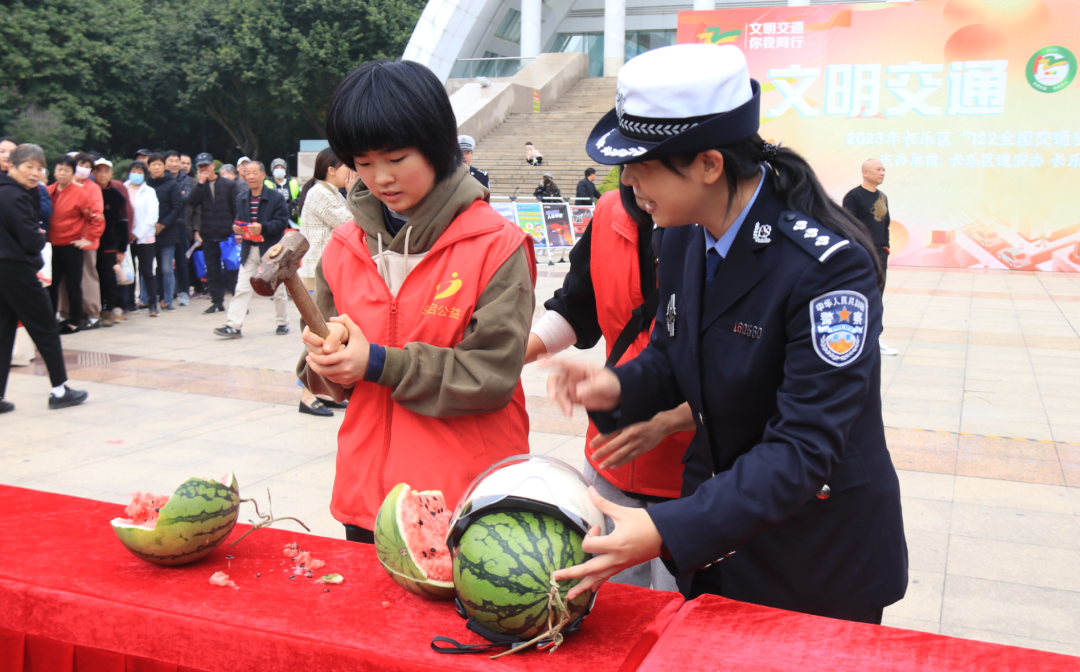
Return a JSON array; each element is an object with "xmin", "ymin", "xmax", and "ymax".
[
  {"xmin": 80, "ymin": 318, "xmax": 101, "ymax": 331},
  {"xmin": 276, "ymin": 325, "xmax": 290, "ymax": 335},
  {"xmin": 112, "ymin": 307, "xmax": 126, "ymax": 322},
  {"xmin": 100, "ymin": 311, "xmax": 115, "ymax": 328},
  {"xmin": 214, "ymin": 325, "xmax": 242, "ymax": 338},
  {"xmin": 149, "ymin": 307, "xmax": 159, "ymax": 317},
  {"xmin": 178, "ymin": 292, "xmax": 190, "ymax": 306},
  {"xmin": 164, "ymin": 304, "xmax": 177, "ymax": 313},
  {"xmin": 299, "ymin": 399, "xmax": 334, "ymax": 417},
  {"xmin": 203, "ymin": 304, "xmax": 225, "ymax": 314},
  {"xmin": 0, "ymin": 400, "xmax": 14, "ymax": 414},
  {"xmin": 48, "ymin": 386, "xmax": 88, "ymax": 410},
  {"xmin": 879, "ymin": 339, "xmax": 899, "ymax": 356}
]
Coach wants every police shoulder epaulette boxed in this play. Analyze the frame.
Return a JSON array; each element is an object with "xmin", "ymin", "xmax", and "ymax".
[{"xmin": 777, "ymin": 211, "xmax": 850, "ymax": 263}]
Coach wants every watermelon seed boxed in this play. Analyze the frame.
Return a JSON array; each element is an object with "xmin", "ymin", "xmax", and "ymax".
[
  {"xmin": 256, "ymin": 574, "xmax": 261, "ymax": 577},
  {"xmin": 289, "ymin": 575, "xmax": 295, "ymax": 579},
  {"xmin": 430, "ymin": 548, "xmax": 436, "ymax": 553},
  {"xmin": 418, "ymin": 519, "xmax": 423, "ymax": 526},
  {"xmin": 226, "ymin": 555, "xmax": 234, "ymax": 559},
  {"xmin": 422, "ymin": 551, "xmax": 427, "ymax": 558},
  {"xmin": 324, "ymin": 589, "xmax": 330, "ymax": 593}
]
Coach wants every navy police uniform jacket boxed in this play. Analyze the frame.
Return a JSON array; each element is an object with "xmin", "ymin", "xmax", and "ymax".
[
  {"xmin": 591, "ymin": 174, "xmax": 908, "ymax": 621},
  {"xmin": 468, "ymin": 165, "xmax": 489, "ymax": 189}
]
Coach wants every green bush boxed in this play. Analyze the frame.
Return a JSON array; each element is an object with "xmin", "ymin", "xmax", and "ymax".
[{"xmin": 597, "ymin": 166, "xmax": 620, "ymax": 194}]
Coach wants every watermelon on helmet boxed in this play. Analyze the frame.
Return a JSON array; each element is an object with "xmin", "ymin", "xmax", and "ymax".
[
  {"xmin": 110, "ymin": 473, "xmax": 240, "ymax": 566},
  {"xmin": 374, "ymin": 483, "xmax": 455, "ymax": 600},
  {"xmin": 453, "ymin": 511, "xmax": 592, "ymax": 639}
]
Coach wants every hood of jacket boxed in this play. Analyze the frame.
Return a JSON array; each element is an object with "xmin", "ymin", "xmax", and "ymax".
[{"xmin": 346, "ymin": 163, "xmax": 486, "ymax": 256}]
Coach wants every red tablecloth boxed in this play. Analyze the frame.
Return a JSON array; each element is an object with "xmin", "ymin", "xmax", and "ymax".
[
  {"xmin": 0, "ymin": 485, "xmax": 682, "ymax": 672},
  {"xmin": 3, "ymin": 484, "xmax": 1078, "ymax": 672},
  {"xmin": 637, "ymin": 593, "xmax": 1080, "ymax": 672}
]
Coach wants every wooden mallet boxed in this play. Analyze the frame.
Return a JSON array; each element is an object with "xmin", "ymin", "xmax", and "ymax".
[{"xmin": 250, "ymin": 230, "xmax": 329, "ymax": 339}]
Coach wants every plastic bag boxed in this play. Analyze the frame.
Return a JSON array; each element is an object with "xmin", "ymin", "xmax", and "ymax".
[
  {"xmin": 193, "ymin": 250, "xmax": 207, "ymax": 280},
  {"xmin": 115, "ymin": 251, "xmax": 136, "ymax": 285},
  {"xmin": 220, "ymin": 237, "xmax": 242, "ymax": 271}
]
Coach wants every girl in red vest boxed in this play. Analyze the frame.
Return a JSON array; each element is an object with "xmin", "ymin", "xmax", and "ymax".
[
  {"xmin": 526, "ymin": 184, "xmax": 693, "ymax": 590},
  {"xmin": 298, "ymin": 60, "xmax": 536, "ymax": 543}
]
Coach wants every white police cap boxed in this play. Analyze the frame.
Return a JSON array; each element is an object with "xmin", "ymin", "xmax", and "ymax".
[
  {"xmin": 587, "ymin": 44, "xmax": 761, "ymax": 165},
  {"xmin": 457, "ymin": 135, "xmax": 476, "ymax": 151}
]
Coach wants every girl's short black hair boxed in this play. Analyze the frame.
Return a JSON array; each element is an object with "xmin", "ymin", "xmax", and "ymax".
[
  {"xmin": 326, "ymin": 60, "xmax": 461, "ymax": 181},
  {"xmin": 55, "ymin": 155, "xmax": 77, "ymax": 170}
]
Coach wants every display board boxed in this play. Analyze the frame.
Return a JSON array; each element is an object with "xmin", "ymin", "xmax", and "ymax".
[
  {"xmin": 678, "ymin": 1, "xmax": 1080, "ymax": 271},
  {"xmin": 492, "ymin": 202, "xmax": 594, "ymax": 249}
]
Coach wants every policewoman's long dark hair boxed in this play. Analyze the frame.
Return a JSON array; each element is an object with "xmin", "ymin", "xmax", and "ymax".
[{"xmin": 659, "ymin": 137, "xmax": 885, "ymax": 288}]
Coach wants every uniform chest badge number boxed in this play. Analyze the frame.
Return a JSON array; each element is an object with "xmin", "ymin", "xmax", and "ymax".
[
  {"xmin": 809, "ymin": 290, "xmax": 868, "ymax": 367},
  {"xmin": 666, "ymin": 294, "xmax": 676, "ymax": 337}
]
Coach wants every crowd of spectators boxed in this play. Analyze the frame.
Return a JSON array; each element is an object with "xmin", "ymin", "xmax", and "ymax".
[{"xmin": 0, "ymin": 135, "xmax": 364, "ymax": 416}]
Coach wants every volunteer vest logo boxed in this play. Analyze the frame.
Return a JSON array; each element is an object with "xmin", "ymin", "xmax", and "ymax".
[
  {"xmin": 1026, "ymin": 46, "xmax": 1076, "ymax": 94},
  {"xmin": 422, "ymin": 272, "xmax": 464, "ymax": 320},
  {"xmin": 809, "ymin": 290, "xmax": 868, "ymax": 367}
]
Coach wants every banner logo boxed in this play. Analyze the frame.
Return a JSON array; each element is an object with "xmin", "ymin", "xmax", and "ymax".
[{"xmin": 1027, "ymin": 46, "xmax": 1076, "ymax": 93}]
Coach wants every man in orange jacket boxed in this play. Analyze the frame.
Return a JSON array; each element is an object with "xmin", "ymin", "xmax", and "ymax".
[{"xmin": 48, "ymin": 155, "xmax": 104, "ymax": 333}]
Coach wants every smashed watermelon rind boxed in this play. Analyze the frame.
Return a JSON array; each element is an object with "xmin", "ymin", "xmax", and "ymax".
[
  {"xmin": 374, "ymin": 482, "xmax": 455, "ymax": 600},
  {"xmin": 110, "ymin": 473, "xmax": 240, "ymax": 566}
]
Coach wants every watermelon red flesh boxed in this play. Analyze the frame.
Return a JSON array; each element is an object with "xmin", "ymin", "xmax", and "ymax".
[
  {"xmin": 398, "ymin": 490, "xmax": 453, "ymax": 582},
  {"xmin": 123, "ymin": 492, "xmax": 171, "ymax": 527},
  {"xmin": 374, "ymin": 483, "xmax": 455, "ymax": 600},
  {"xmin": 453, "ymin": 511, "xmax": 591, "ymax": 639}
]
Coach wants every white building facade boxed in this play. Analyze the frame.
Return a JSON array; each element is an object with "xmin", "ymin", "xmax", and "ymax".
[{"xmin": 401, "ymin": 0, "xmax": 886, "ymax": 81}]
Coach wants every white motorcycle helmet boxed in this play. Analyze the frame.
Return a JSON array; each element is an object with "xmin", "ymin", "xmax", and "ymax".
[
  {"xmin": 436, "ymin": 455, "xmax": 607, "ymax": 654},
  {"xmin": 446, "ymin": 454, "xmax": 607, "ymax": 548}
]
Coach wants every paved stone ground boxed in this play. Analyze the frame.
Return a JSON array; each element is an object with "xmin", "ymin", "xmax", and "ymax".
[{"xmin": 2, "ymin": 263, "xmax": 1078, "ymax": 657}]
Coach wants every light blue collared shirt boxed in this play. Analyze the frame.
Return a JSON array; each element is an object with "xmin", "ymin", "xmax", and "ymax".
[{"xmin": 702, "ymin": 166, "xmax": 766, "ymax": 260}]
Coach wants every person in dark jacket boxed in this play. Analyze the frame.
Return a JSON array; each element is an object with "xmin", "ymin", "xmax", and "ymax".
[
  {"xmin": 166, "ymin": 150, "xmax": 194, "ymax": 304},
  {"xmin": 187, "ymin": 153, "xmax": 240, "ymax": 313},
  {"xmin": 91, "ymin": 159, "xmax": 129, "ymax": 327},
  {"xmin": 575, "ymin": 167, "xmax": 602, "ymax": 205},
  {"xmin": 145, "ymin": 153, "xmax": 185, "ymax": 311},
  {"xmin": 534, "ymin": 173, "xmax": 562, "ymax": 200},
  {"xmin": 213, "ymin": 160, "xmax": 289, "ymax": 338},
  {"xmin": 1, "ymin": 143, "xmax": 88, "ymax": 413}
]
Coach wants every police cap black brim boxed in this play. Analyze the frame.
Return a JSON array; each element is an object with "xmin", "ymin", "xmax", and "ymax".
[{"xmin": 586, "ymin": 80, "xmax": 761, "ymax": 165}]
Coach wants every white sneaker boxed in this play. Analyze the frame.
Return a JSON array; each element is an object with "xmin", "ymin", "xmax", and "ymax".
[
  {"xmin": 178, "ymin": 292, "xmax": 190, "ymax": 306},
  {"xmin": 879, "ymin": 339, "xmax": 898, "ymax": 356}
]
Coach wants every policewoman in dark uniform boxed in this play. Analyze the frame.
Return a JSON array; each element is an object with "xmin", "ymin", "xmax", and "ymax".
[{"xmin": 547, "ymin": 44, "xmax": 908, "ymax": 624}]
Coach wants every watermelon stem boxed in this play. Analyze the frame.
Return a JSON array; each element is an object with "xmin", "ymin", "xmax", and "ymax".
[
  {"xmin": 489, "ymin": 575, "xmax": 574, "ymax": 659},
  {"xmin": 230, "ymin": 490, "xmax": 312, "ymax": 547}
]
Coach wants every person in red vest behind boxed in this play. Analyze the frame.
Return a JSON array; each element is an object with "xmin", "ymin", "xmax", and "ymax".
[
  {"xmin": 297, "ymin": 60, "xmax": 537, "ymax": 544},
  {"xmin": 526, "ymin": 184, "xmax": 694, "ymax": 590}
]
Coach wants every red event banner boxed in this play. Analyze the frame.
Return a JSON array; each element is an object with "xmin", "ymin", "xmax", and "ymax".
[{"xmin": 678, "ymin": 0, "xmax": 1080, "ymax": 272}]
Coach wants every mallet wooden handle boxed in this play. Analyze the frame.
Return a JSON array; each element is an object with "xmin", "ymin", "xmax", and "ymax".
[{"xmin": 284, "ymin": 273, "xmax": 330, "ymax": 339}]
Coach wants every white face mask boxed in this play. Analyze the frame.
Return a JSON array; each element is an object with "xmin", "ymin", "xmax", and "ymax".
[
  {"xmin": 75, "ymin": 165, "xmax": 92, "ymax": 180},
  {"xmin": 273, "ymin": 168, "xmax": 286, "ymax": 180}
]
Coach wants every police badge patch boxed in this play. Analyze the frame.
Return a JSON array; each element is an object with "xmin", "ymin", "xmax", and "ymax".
[{"xmin": 809, "ymin": 290, "xmax": 868, "ymax": 367}]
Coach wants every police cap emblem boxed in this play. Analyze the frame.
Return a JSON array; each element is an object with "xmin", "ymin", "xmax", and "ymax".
[{"xmin": 809, "ymin": 290, "xmax": 868, "ymax": 367}]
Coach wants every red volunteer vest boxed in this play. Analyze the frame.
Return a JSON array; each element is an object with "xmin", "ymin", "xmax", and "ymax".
[
  {"xmin": 321, "ymin": 200, "xmax": 536, "ymax": 529},
  {"xmin": 585, "ymin": 192, "xmax": 692, "ymax": 499}
]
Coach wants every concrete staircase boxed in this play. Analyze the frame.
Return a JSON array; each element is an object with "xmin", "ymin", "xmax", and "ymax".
[{"xmin": 471, "ymin": 77, "xmax": 618, "ymax": 201}]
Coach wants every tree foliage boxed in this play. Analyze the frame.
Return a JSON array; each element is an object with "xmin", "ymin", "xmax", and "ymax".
[{"xmin": 0, "ymin": 0, "xmax": 423, "ymax": 165}]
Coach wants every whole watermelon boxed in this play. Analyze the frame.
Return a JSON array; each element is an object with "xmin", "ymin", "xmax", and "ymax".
[
  {"xmin": 374, "ymin": 483, "xmax": 455, "ymax": 600},
  {"xmin": 453, "ymin": 511, "xmax": 592, "ymax": 639},
  {"xmin": 110, "ymin": 474, "xmax": 240, "ymax": 566}
]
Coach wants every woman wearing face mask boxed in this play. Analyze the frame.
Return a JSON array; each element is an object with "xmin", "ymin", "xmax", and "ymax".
[
  {"xmin": 294, "ymin": 147, "xmax": 356, "ymax": 417},
  {"xmin": 267, "ymin": 159, "xmax": 300, "ymax": 227},
  {"xmin": 125, "ymin": 162, "xmax": 161, "ymax": 317},
  {"xmin": 544, "ymin": 45, "xmax": 908, "ymax": 624}
]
